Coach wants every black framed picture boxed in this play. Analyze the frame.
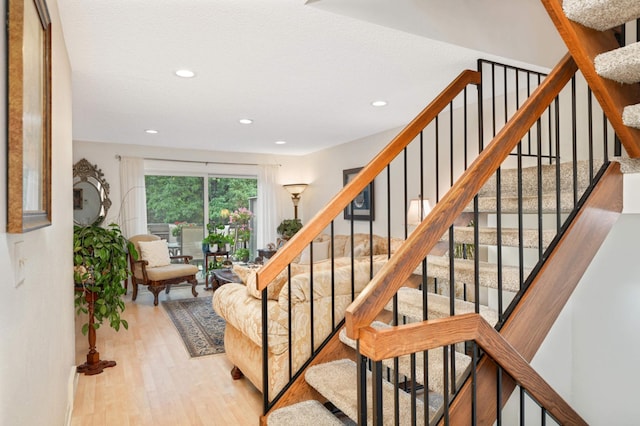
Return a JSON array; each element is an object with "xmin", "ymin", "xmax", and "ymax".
[{"xmin": 343, "ymin": 167, "xmax": 374, "ymax": 221}]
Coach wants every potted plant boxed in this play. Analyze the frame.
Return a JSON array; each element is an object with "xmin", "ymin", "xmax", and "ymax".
[
  {"xmin": 235, "ymin": 248, "xmax": 250, "ymax": 262},
  {"xmin": 73, "ymin": 223, "xmax": 135, "ymax": 375},
  {"xmin": 277, "ymin": 218, "xmax": 303, "ymax": 239},
  {"xmin": 201, "ymin": 237, "xmax": 210, "ymax": 254},
  {"xmin": 74, "ymin": 223, "xmax": 134, "ymax": 334},
  {"xmin": 207, "ymin": 232, "xmax": 226, "ymax": 252},
  {"xmin": 221, "ymin": 234, "xmax": 234, "ymax": 252}
]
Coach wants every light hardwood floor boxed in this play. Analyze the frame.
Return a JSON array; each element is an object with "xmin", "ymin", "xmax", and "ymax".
[{"xmin": 71, "ymin": 284, "xmax": 262, "ymax": 426}]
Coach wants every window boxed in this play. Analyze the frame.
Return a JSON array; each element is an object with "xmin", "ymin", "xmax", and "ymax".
[{"xmin": 145, "ymin": 174, "xmax": 258, "ymax": 264}]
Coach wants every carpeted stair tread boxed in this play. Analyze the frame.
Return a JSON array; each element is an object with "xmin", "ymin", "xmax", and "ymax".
[
  {"xmin": 478, "ymin": 160, "xmax": 598, "ymax": 197},
  {"xmin": 267, "ymin": 400, "xmax": 343, "ymax": 426},
  {"xmin": 422, "ymin": 255, "xmax": 525, "ymax": 292},
  {"xmin": 595, "ymin": 42, "xmax": 640, "ymax": 85},
  {"xmin": 623, "ymin": 104, "xmax": 640, "ymax": 129},
  {"xmin": 563, "ymin": 0, "xmax": 640, "ymax": 31},
  {"xmin": 339, "ymin": 321, "xmax": 471, "ymax": 397},
  {"xmin": 466, "ymin": 191, "xmax": 581, "ymax": 214},
  {"xmin": 385, "ymin": 288, "xmax": 500, "ymax": 326},
  {"xmin": 469, "ymin": 160, "xmax": 598, "ymax": 213},
  {"xmin": 306, "ymin": 359, "xmax": 436, "ymax": 425},
  {"xmin": 441, "ymin": 226, "xmax": 555, "ymax": 249}
]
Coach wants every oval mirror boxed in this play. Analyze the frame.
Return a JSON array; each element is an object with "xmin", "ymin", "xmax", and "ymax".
[{"xmin": 73, "ymin": 159, "xmax": 111, "ymax": 226}]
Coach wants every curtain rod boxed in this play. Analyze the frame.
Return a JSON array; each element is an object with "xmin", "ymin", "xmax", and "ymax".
[{"xmin": 115, "ymin": 155, "xmax": 279, "ymax": 167}]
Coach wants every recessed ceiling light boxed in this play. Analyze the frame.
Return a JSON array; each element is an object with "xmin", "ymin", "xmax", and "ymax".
[
  {"xmin": 175, "ymin": 69, "xmax": 195, "ymax": 78},
  {"xmin": 371, "ymin": 100, "xmax": 387, "ymax": 107},
  {"xmin": 275, "ymin": 140, "xmax": 287, "ymax": 145},
  {"xmin": 239, "ymin": 118, "xmax": 253, "ymax": 124},
  {"xmin": 145, "ymin": 129, "xmax": 158, "ymax": 134}
]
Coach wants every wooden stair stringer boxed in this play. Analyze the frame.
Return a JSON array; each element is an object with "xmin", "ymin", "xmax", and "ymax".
[
  {"xmin": 539, "ymin": 0, "xmax": 640, "ymax": 157},
  {"xmin": 260, "ymin": 326, "xmax": 355, "ymax": 426},
  {"xmin": 443, "ymin": 161, "xmax": 623, "ymax": 425}
]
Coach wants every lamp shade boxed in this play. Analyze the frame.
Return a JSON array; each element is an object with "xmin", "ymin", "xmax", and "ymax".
[
  {"xmin": 407, "ymin": 198, "xmax": 432, "ymax": 226},
  {"xmin": 283, "ymin": 184, "xmax": 308, "ymax": 196}
]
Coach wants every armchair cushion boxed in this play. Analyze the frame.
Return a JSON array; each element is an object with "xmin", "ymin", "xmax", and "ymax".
[
  {"xmin": 144, "ymin": 263, "xmax": 199, "ymax": 281},
  {"xmin": 137, "ymin": 239, "xmax": 171, "ymax": 267}
]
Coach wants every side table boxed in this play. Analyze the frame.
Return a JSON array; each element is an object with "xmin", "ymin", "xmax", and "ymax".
[
  {"xmin": 209, "ymin": 268, "xmax": 242, "ymax": 292},
  {"xmin": 257, "ymin": 248, "xmax": 277, "ymax": 263}
]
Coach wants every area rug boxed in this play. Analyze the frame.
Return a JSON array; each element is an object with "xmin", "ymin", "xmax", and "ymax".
[{"xmin": 161, "ymin": 297, "xmax": 225, "ymax": 357}]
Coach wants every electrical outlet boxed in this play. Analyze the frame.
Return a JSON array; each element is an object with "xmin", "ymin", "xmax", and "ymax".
[{"xmin": 14, "ymin": 241, "xmax": 25, "ymax": 287}]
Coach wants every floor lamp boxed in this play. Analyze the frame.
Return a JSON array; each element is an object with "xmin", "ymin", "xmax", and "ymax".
[{"xmin": 283, "ymin": 184, "xmax": 308, "ymax": 219}]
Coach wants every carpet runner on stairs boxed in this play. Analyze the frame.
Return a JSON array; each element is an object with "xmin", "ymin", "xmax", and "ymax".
[
  {"xmin": 563, "ymin": 0, "xmax": 640, "ymax": 31},
  {"xmin": 267, "ymin": 399, "xmax": 343, "ymax": 426},
  {"xmin": 463, "ymin": 160, "xmax": 599, "ymax": 213},
  {"xmin": 563, "ymin": 0, "xmax": 640, "ymax": 129},
  {"xmin": 339, "ymin": 321, "xmax": 471, "ymax": 398},
  {"xmin": 442, "ymin": 226, "xmax": 556, "ymax": 249},
  {"xmin": 305, "ymin": 359, "xmax": 437, "ymax": 425},
  {"xmin": 385, "ymin": 288, "xmax": 499, "ymax": 326},
  {"xmin": 595, "ymin": 42, "xmax": 640, "ymax": 85},
  {"xmin": 423, "ymin": 255, "xmax": 526, "ymax": 292}
]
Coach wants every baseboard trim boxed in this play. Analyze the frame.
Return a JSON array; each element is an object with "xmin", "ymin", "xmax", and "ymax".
[{"xmin": 64, "ymin": 366, "xmax": 78, "ymax": 426}]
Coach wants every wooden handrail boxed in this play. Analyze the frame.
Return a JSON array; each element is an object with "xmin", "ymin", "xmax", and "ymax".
[
  {"xmin": 357, "ymin": 314, "xmax": 587, "ymax": 425},
  {"xmin": 256, "ymin": 70, "xmax": 482, "ymax": 290},
  {"xmin": 344, "ymin": 53, "xmax": 578, "ymax": 339},
  {"xmin": 540, "ymin": 0, "xmax": 640, "ymax": 157}
]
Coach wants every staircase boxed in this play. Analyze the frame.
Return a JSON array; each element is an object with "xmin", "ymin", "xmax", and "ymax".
[
  {"xmin": 267, "ymin": 161, "xmax": 602, "ymax": 425},
  {"xmin": 259, "ymin": 1, "xmax": 640, "ymax": 424}
]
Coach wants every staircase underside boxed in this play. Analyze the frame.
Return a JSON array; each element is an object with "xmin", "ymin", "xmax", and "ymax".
[{"xmin": 540, "ymin": 0, "xmax": 640, "ymax": 156}]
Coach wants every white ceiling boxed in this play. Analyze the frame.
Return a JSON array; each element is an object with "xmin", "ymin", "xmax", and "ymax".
[{"xmin": 56, "ymin": 0, "xmax": 565, "ymax": 156}]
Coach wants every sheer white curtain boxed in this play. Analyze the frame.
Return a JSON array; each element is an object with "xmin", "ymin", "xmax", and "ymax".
[
  {"xmin": 119, "ymin": 157, "xmax": 148, "ymax": 238},
  {"xmin": 256, "ymin": 164, "xmax": 280, "ymax": 248}
]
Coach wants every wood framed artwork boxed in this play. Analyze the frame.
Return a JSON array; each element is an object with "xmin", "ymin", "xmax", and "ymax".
[
  {"xmin": 7, "ymin": 0, "xmax": 52, "ymax": 233},
  {"xmin": 343, "ymin": 167, "xmax": 375, "ymax": 221}
]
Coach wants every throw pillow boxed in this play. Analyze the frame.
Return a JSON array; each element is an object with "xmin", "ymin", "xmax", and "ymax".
[
  {"xmin": 138, "ymin": 239, "xmax": 171, "ymax": 268},
  {"xmin": 299, "ymin": 240, "xmax": 330, "ymax": 264},
  {"xmin": 232, "ymin": 264, "xmax": 253, "ymax": 284}
]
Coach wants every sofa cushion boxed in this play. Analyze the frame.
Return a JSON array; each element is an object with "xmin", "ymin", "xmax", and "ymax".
[
  {"xmin": 279, "ymin": 256, "xmax": 388, "ymax": 309},
  {"xmin": 137, "ymin": 239, "xmax": 171, "ymax": 267},
  {"xmin": 213, "ymin": 283, "xmax": 290, "ymax": 355},
  {"xmin": 299, "ymin": 239, "xmax": 330, "ymax": 264},
  {"xmin": 246, "ymin": 263, "xmax": 309, "ymax": 300}
]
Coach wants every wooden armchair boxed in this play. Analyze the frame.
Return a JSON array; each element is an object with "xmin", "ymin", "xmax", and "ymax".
[{"xmin": 128, "ymin": 234, "xmax": 199, "ymax": 306}]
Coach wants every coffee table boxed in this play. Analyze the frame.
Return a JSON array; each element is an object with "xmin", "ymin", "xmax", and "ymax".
[{"xmin": 208, "ymin": 268, "xmax": 241, "ymax": 292}]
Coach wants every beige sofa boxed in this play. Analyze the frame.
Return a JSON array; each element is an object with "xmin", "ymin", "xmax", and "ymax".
[{"xmin": 212, "ymin": 234, "xmax": 401, "ymax": 396}]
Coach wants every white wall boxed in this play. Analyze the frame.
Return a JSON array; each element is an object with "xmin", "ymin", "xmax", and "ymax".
[
  {"xmin": 0, "ymin": 0, "xmax": 76, "ymax": 424},
  {"xmin": 569, "ymin": 213, "xmax": 640, "ymax": 424},
  {"xmin": 515, "ymin": 185, "xmax": 640, "ymax": 423}
]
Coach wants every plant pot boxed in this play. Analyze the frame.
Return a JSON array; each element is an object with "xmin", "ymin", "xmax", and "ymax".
[
  {"xmin": 209, "ymin": 244, "xmax": 219, "ymax": 253},
  {"xmin": 225, "ymin": 243, "xmax": 231, "ymax": 252},
  {"xmin": 202, "ymin": 243, "xmax": 209, "ymax": 253}
]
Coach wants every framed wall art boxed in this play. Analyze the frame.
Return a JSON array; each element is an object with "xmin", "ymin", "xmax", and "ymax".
[
  {"xmin": 343, "ymin": 167, "xmax": 375, "ymax": 221},
  {"xmin": 7, "ymin": 0, "xmax": 52, "ymax": 233}
]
